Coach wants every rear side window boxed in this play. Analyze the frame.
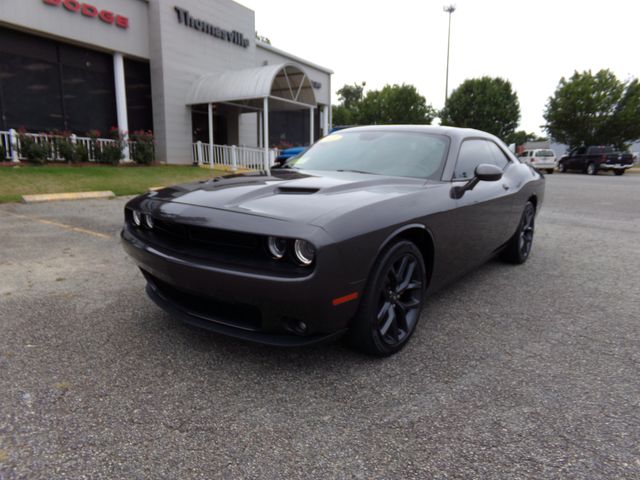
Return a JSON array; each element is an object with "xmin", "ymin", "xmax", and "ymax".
[{"xmin": 587, "ymin": 146, "xmax": 614, "ymax": 155}]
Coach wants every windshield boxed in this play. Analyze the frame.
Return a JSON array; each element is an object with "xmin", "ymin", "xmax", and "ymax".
[
  {"xmin": 287, "ymin": 130, "xmax": 449, "ymax": 179},
  {"xmin": 536, "ymin": 150, "xmax": 554, "ymax": 157}
]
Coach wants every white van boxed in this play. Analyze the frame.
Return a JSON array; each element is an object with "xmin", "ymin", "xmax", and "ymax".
[{"xmin": 519, "ymin": 149, "xmax": 557, "ymax": 174}]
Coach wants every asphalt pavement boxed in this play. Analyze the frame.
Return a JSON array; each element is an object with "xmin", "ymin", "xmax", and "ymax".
[{"xmin": 1, "ymin": 172, "xmax": 639, "ymax": 479}]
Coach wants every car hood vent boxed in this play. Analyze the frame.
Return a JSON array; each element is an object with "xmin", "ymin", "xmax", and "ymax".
[{"xmin": 275, "ymin": 186, "xmax": 320, "ymax": 195}]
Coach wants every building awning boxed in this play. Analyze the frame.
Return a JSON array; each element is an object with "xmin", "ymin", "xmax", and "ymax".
[{"xmin": 186, "ymin": 63, "xmax": 317, "ymax": 111}]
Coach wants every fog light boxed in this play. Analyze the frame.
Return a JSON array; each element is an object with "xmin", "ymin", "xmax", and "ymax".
[
  {"xmin": 132, "ymin": 210, "xmax": 142, "ymax": 227},
  {"xmin": 143, "ymin": 214, "xmax": 154, "ymax": 229},
  {"xmin": 267, "ymin": 236, "xmax": 287, "ymax": 259},
  {"xmin": 293, "ymin": 239, "xmax": 315, "ymax": 266}
]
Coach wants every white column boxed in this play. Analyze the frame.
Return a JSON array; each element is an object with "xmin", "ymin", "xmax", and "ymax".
[
  {"xmin": 9, "ymin": 128, "xmax": 19, "ymax": 162},
  {"xmin": 257, "ymin": 112, "xmax": 263, "ymax": 148},
  {"xmin": 207, "ymin": 103, "xmax": 214, "ymax": 169},
  {"xmin": 263, "ymin": 97, "xmax": 269, "ymax": 170},
  {"xmin": 113, "ymin": 52, "xmax": 129, "ymax": 161},
  {"xmin": 309, "ymin": 107, "xmax": 314, "ymax": 145},
  {"xmin": 322, "ymin": 105, "xmax": 329, "ymax": 137}
]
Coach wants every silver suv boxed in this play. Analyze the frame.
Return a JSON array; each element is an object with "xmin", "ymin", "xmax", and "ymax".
[{"xmin": 519, "ymin": 149, "xmax": 557, "ymax": 174}]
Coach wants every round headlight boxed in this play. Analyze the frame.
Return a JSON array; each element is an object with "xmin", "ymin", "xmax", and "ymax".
[
  {"xmin": 293, "ymin": 239, "xmax": 315, "ymax": 266},
  {"xmin": 143, "ymin": 214, "xmax": 154, "ymax": 229},
  {"xmin": 268, "ymin": 236, "xmax": 287, "ymax": 259},
  {"xmin": 132, "ymin": 210, "xmax": 142, "ymax": 227}
]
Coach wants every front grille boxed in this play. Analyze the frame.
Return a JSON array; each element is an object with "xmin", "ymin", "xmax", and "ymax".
[
  {"xmin": 145, "ymin": 271, "xmax": 262, "ymax": 331},
  {"xmin": 152, "ymin": 218, "xmax": 259, "ymax": 252},
  {"xmin": 125, "ymin": 210, "xmax": 314, "ymax": 278}
]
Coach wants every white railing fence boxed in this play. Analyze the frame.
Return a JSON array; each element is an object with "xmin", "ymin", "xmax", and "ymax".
[
  {"xmin": 0, "ymin": 129, "xmax": 138, "ymax": 163},
  {"xmin": 0, "ymin": 130, "xmax": 11, "ymax": 161},
  {"xmin": 192, "ymin": 141, "xmax": 278, "ymax": 172}
]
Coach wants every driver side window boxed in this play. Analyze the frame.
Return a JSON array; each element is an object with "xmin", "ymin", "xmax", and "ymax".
[{"xmin": 454, "ymin": 139, "xmax": 493, "ymax": 180}]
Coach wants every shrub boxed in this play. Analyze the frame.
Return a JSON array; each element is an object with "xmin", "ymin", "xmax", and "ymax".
[
  {"xmin": 57, "ymin": 139, "xmax": 76, "ymax": 163},
  {"xmin": 18, "ymin": 131, "xmax": 48, "ymax": 165},
  {"xmin": 88, "ymin": 128, "xmax": 124, "ymax": 165},
  {"xmin": 75, "ymin": 143, "xmax": 89, "ymax": 163},
  {"xmin": 130, "ymin": 130, "xmax": 155, "ymax": 165}
]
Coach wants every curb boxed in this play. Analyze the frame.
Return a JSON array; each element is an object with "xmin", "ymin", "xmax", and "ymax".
[{"xmin": 21, "ymin": 191, "xmax": 116, "ymax": 203}]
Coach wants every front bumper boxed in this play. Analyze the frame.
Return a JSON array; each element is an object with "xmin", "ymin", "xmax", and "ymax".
[{"xmin": 121, "ymin": 228, "xmax": 360, "ymax": 346}]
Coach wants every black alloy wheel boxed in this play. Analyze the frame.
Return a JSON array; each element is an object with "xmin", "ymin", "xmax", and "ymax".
[
  {"xmin": 502, "ymin": 201, "xmax": 535, "ymax": 264},
  {"xmin": 349, "ymin": 240, "xmax": 426, "ymax": 356}
]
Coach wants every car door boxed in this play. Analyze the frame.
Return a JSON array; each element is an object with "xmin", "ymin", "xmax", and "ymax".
[
  {"xmin": 446, "ymin": 138, "xmax": 515, "ymax": 276},
  {"xmin": 572, "ymin": 147, "xmax": 587, "ymax": 169}
]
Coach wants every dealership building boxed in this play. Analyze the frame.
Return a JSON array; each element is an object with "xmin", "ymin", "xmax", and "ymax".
[{"xmin": 0, "ymin": 0, "xmax": 333, "ymax": 164}]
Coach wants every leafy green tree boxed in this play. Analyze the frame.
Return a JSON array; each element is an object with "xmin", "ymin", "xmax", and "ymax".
[
  {"xmin": 543, "ymin": 70, "xmax": 640, "ymax": 149},
  {"xmin": 358, "ymin": 84, "xmax": 436, "ymax": 125},
  {"xmin": 332, "ymin": 82, "xmax": 365, "ymax": 126},
  {"xmin": 441, "ymin": 77, "xmax": 520, "ymax": 140},
  {"xmin": 332, "ymin": 83, "xmax": 435, "ymax": 126},
  {"xmin": 506, "ymin": 130, "xmax": 547, "ymax": 146}
]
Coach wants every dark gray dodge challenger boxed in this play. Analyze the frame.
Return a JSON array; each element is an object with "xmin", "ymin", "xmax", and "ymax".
[{"xmin": 122, "ymin": 126, "xmax": 545, "ymax": 356}]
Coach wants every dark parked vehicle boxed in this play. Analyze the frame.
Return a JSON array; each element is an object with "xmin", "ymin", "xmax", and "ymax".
[
  {"xmin": 274, "ymin": 146, "xmax": 306, "ymax": 167},
  {"xmin": 121, "ymin": 126, "xmax": 545, "ymax": 356},
  {"xmin": 558, "ymin": 146, "xmax": 633, "ymax": 175}
]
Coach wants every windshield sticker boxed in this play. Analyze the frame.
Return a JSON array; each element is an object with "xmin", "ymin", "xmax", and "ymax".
[{"xmin": 318, "ymin": 134, "xmax": 342, "ymax": 143}]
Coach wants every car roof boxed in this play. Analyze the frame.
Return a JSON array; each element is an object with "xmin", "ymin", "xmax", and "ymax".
[{"xmin": 334, "ymin": 124, "xmax": 501, "ymax": 143}]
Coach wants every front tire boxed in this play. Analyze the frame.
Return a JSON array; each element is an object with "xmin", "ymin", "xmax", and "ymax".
[
  {"xmin": 558, "ymin": 162, "xmax": 567, "ymax": 173},
  {"xmin": 547, "ymin": 169, "xmax": 554, "ymax": 174},
  {"xmin": 502, "ymin": 201, "xmax": 535, "ymax": 265},
  {"xmin": 587, "ymin": 163, "xmax": 598, "ymax": 175},
  {"xmin": 349, "ymin": 240, "xmax": 426, "ymax": 356},
  {"xmin": 614, "ymin": 169, "xmax": 625, "ymax": 176}
]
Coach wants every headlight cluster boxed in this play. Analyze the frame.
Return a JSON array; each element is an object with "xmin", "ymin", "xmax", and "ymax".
[
  {"xmin": 268, "ymin": 236, "xmax": 315, "ymax": 266},
  {"xmin": 131, "ymin": 210, "xmax": 154, "ymax": 229}
]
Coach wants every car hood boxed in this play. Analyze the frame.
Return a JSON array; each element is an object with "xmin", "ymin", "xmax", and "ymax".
[{"xmin": 150, "ymin": 170, "xmax": 436, "ymax": 226}]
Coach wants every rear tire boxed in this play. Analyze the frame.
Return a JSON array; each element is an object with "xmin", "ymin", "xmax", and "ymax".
[
  {"xmin": 502, "ymin": 201, "xmax": 535, "ymax": 265},
  {"xmin": 587, "ymin": 163, "xmax": 598, "ymax": 175},
  {"xmin": 614, "ymin": 169, "xmax": 625, "ymax": 176},
  {"xmin": 349, "ymin": 240, "xmax": 426, "ymax": 356}
]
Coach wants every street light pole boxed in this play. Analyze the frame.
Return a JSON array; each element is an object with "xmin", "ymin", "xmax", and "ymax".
[{"xmin": 443, "ymin": 5, "xmax": 456, "ymax": 106}]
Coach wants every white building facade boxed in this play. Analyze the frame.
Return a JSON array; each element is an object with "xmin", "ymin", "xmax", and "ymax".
[{"xmin": 0, "ymin": 0, "xmax": 333, "ymax": 164}]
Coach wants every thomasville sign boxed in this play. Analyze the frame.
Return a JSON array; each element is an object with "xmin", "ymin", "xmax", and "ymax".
[
  {"xmin": 174, "ymin": 6, "xmax": 249, "ymax": 48},
  {"xmin": 42, "ymin": 0, "xmax": 129, "ymax": 29}
]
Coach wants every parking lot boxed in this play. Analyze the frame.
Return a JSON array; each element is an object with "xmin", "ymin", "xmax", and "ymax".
[{"xmin": 1, "ymin": 173, "xmax": 639, "ymax": 479}]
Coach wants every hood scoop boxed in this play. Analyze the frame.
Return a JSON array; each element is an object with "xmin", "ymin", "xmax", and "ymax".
[{"xmin": 275, "ymin": 186, "xmax": 320, "ymax": 195}]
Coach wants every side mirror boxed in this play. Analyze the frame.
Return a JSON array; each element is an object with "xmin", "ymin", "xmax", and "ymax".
[
  {"xmin": 475, "ymin": 163, "xmax": 503, "ymax": 182},
  {"xmin": 451, "ymin": 163, "xmax": 503, "ymax": 199}
]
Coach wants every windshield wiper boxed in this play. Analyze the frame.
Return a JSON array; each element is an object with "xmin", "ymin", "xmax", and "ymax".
[{"xmin": 336, "ymin": 169, "xmax": 377, "ymax": 175}]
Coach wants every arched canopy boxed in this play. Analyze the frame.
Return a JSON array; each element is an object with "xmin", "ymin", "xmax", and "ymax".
[{"xmin": 186, "ymin": 63, "xmax": 316, "ymax": 111}]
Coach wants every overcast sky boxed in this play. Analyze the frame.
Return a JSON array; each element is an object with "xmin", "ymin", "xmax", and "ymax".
[{"xmin": 237, "ymin": 0, "xmax": 639, "ymax": 135}]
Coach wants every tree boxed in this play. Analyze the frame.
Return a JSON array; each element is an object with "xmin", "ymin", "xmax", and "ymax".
[
  {"xmin": 440, "ymin": 77, "xmax": 520, "ymax": 140},
  {"xmin": 358, "ymin": 84, "xmax": 436, "ymax": 125},
  {"xmin": 332, "ymin": 82, "xmax": 365, "ymax": 126},
  {"xmin": 506, "ymin": 130, "xmax": 547, "ymax": 147},
  {"xmin": 332, "ymin": 83, "xmax": 435, "ymax": 126},
  {"xmin": 544, "ymin": 69, "xmax": 640, "ymax": 148}
]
